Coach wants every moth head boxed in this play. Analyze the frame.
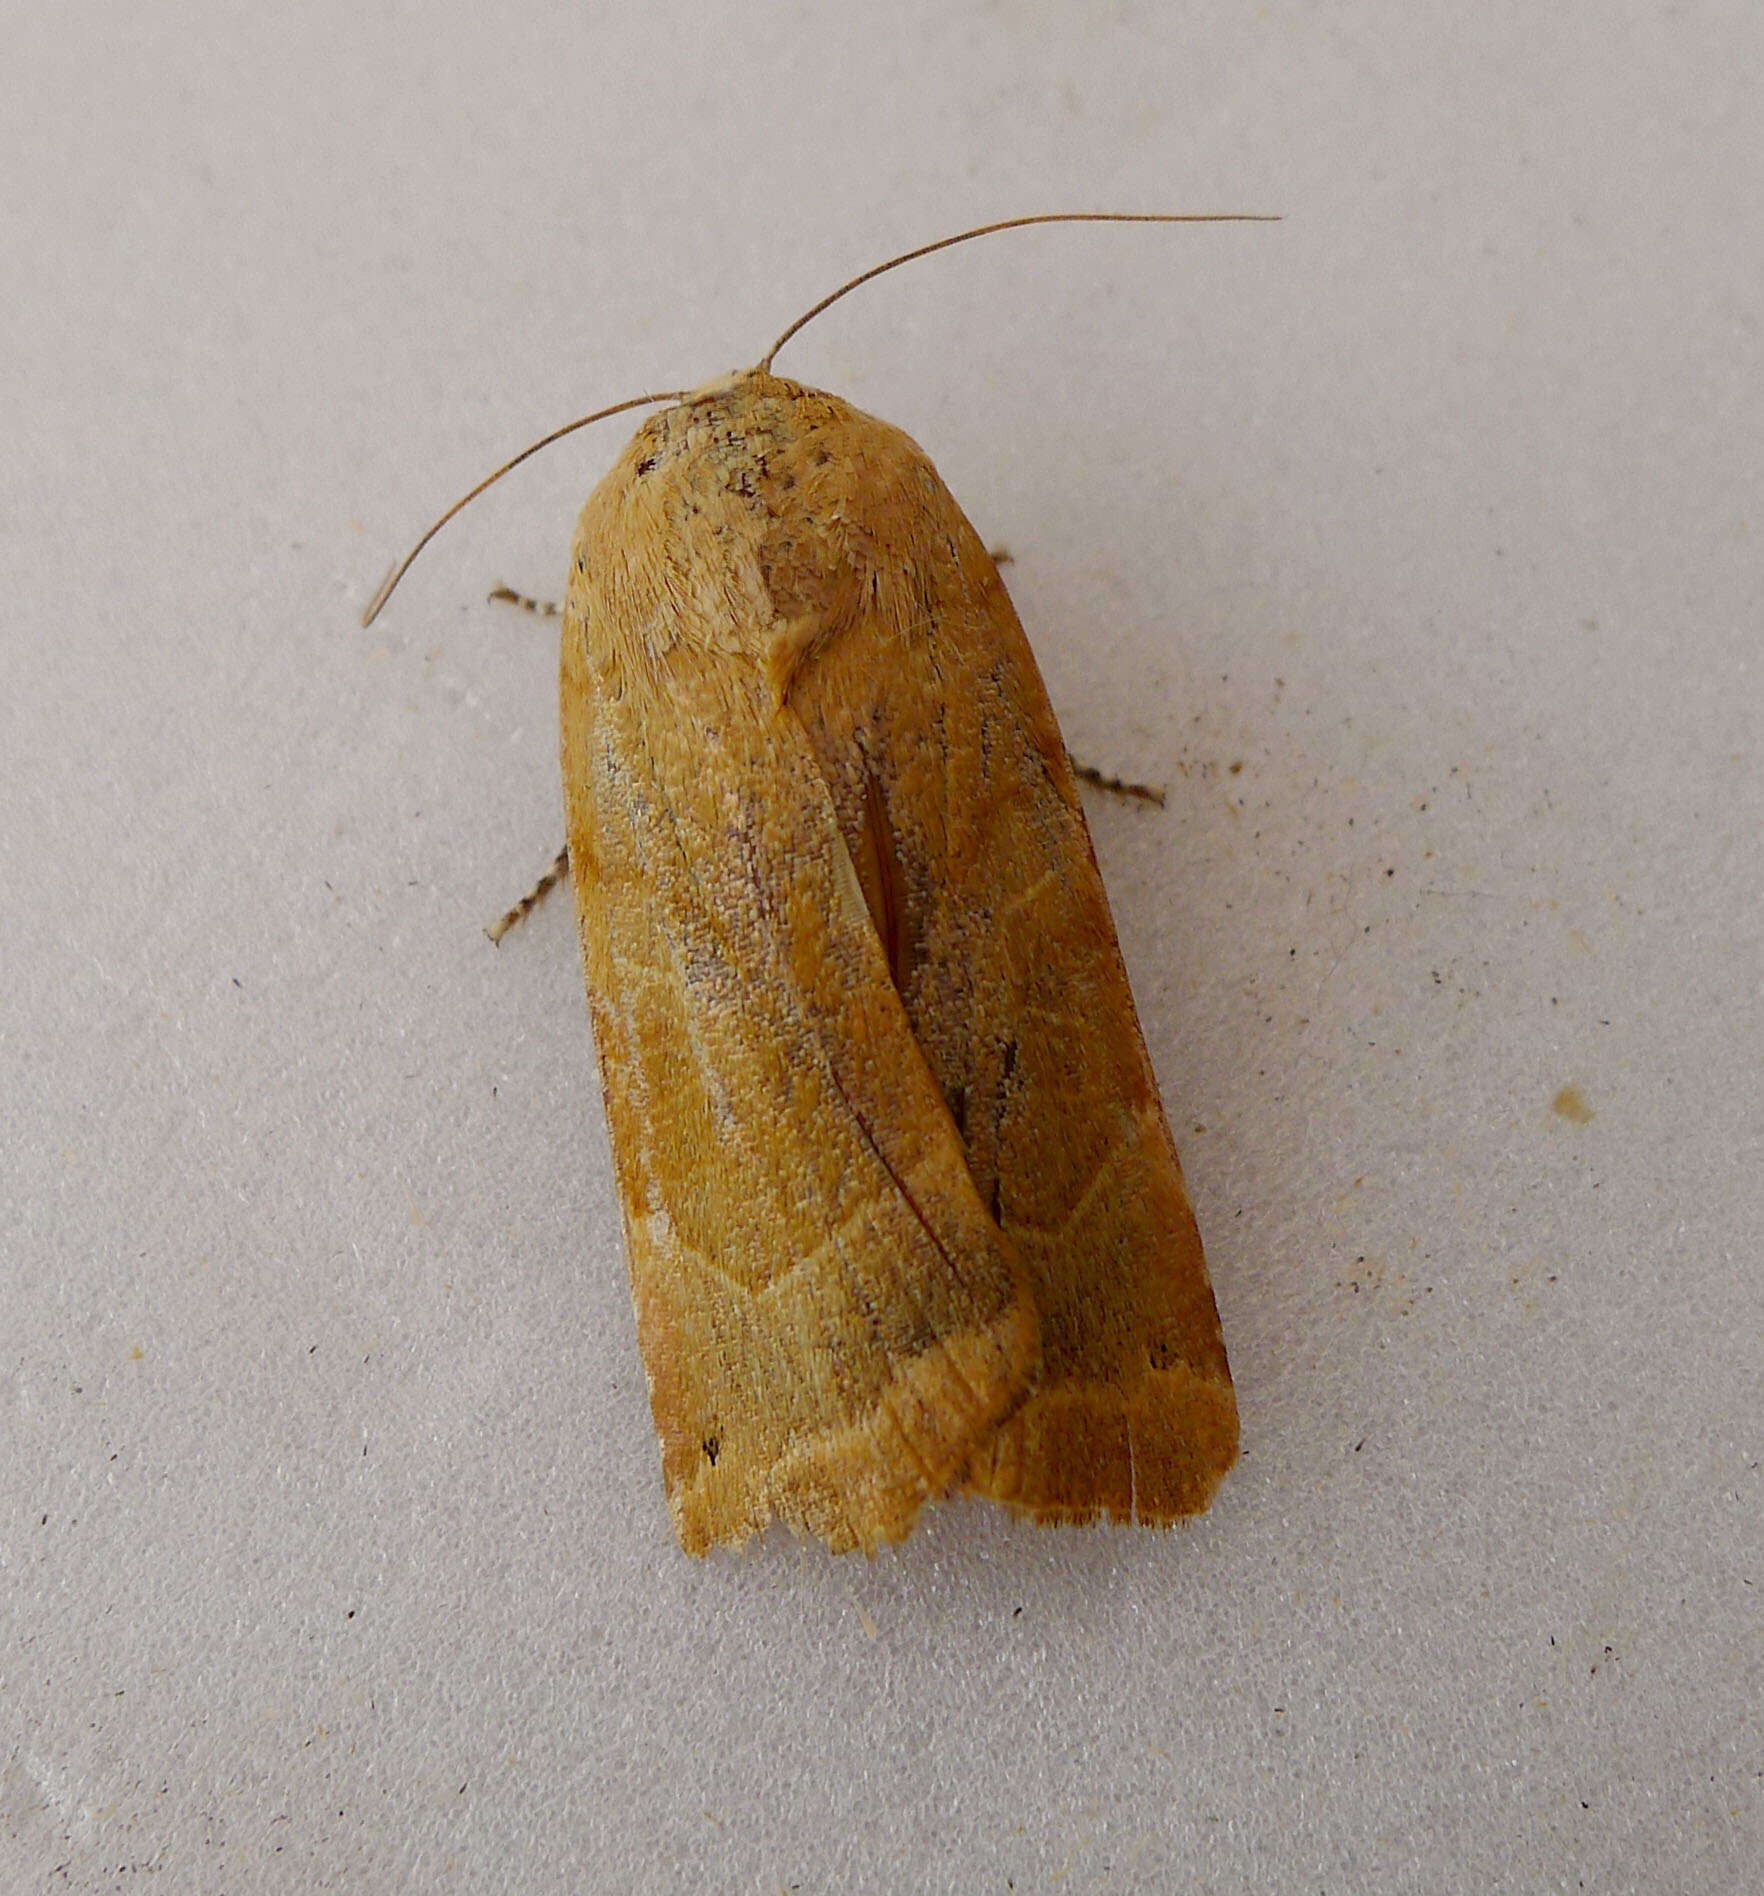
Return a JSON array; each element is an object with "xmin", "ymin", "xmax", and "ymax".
[{"xmin": 362, "ymin": 212, "xmax": 1276, "ymax": 629}]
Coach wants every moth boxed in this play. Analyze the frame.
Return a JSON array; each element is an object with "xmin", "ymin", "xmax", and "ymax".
[{"xmin": 366, "ymin": 214, "xmax": 1269, "ymax": 1553}]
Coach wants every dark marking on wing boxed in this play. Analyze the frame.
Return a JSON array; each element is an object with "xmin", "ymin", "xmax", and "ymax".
[{"xmin": 851, "ymin": 755, "xmax": 916, "ymax": 995}]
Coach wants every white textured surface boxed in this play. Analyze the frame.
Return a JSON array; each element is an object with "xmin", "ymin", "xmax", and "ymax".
[{"xmin": 5, "ymin": 4, "xmax": 1760, "ymax": 1890}]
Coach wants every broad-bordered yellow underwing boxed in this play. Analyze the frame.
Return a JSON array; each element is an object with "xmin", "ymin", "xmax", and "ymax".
[{"xmin": 365, "ymin": 213, "xmax": 1274, "ymax": 1553}]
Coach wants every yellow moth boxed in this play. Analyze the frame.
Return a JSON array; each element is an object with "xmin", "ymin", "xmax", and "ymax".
[{"xmin": 366, "ymin": 214, "xmax": 1271, "ymax": 1553}]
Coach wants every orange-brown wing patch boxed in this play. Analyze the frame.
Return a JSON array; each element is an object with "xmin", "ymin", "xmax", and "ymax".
[
  {"xmin": 561, "ymin": 398, "xmax": 1038, "ymax": 1553},
  {"xmin": 772, "ymin": 385, "xmax": 1238, "ymax": 1526}
]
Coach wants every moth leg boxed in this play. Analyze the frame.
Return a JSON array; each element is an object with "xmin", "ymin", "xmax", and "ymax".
[
  {"xmin": 481, "ymin": 585, "xmax": 569, "ymax": 938},
  {"xmin": 1070, "ymin": 759, "xmax": 1167, "ymax": 809},
  {"xmin": 487, "ymin": 584, "xmax": 561, "ymax": 617},
  {"xmin": 487, "ymin": 845, "xmax": 569, "ymax": 944}
]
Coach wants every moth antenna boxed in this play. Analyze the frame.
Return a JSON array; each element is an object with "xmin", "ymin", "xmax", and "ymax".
[
  {"xmin": 361, "ymin": 389, "xmax": 689, "ymax": 626},
  {"xmin": 756, "ymin": 210, "xmax": 1281, "ymax": 374}
]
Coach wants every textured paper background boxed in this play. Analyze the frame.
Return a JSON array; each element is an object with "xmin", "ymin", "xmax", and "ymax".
[{"xmin": 5, "ymin": 5, "xmax": 1760, "ymax": 1890}]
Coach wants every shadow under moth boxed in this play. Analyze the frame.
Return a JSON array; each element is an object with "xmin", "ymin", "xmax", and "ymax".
[{"xmin": 365, "ymin": 213, "xmax": 1271, "ymax": 1553}]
